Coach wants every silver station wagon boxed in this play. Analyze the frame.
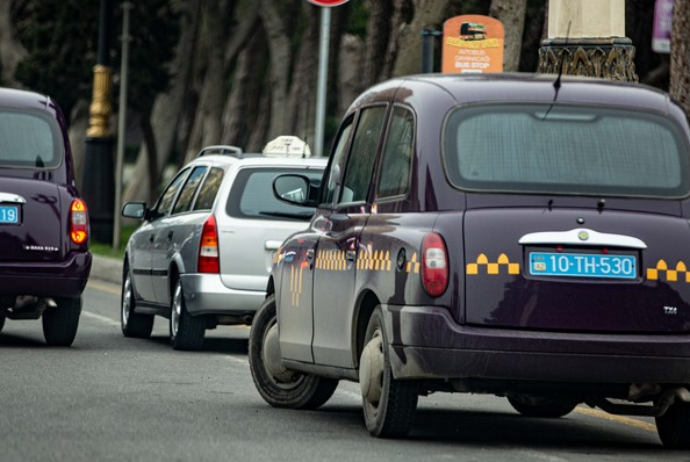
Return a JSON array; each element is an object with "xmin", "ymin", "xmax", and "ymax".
[{"xmin": 121, "ymin": 138, "xmax": 326, "ymax": 350}]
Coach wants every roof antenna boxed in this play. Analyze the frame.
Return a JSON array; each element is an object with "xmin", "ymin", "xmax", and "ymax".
[{"xmin": 542, "ymin": 21, "xmax": 571, "ymax": 120}]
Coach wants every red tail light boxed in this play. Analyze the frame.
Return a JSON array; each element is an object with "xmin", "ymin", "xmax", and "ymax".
[
  {"xmin": 422, "ymin": 232, "xmax": 448, "ymax": 297},
  {"xmin": 70, "ymin": 199, "xmax": 89, "ymax": 245},
  {"xmin": 198, "ymin": 214, "xmax": 220, "ymax": 274}
]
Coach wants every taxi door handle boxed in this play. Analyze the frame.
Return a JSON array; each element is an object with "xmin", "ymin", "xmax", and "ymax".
[
  {"xmin": 167, "ymin": 230, "xmax": 174, "ymax": 240},
  {"xmin": 346, "ymin": 250, "xmax": 356, "ymax": 261},
  {"xmin": 306, "ymin": 249, "xmax": 315, "ymax": 262}
]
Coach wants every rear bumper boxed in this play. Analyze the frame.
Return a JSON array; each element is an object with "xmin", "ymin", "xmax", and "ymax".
[
  {"xmin": 382, "ymin": 305, "xmax": 690, "ymax": 384},
  {"xmin": 180, "ymin": 273, "xmax": 265, "ymax": 319},
  {"xmin": 0, "ymin": 252, "xmax": 91, "ymax": 297}
]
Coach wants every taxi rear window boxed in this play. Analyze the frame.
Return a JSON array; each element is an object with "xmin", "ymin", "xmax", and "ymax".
[
  {"xmin": 443, "ymin": 104, "xmax": 690, "ymax": 198},
  {"xmin": 0, "ymin": 109, "xmax": 61, "ymax": 169}
]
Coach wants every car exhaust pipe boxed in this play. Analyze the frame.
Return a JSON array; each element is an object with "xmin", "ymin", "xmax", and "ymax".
[
  {"xmin": 588, "ymin": 387, "xmax": 690, "ymax": 417},
  {"xmin": 6, "ymin": 296, "xmax": 56, "ymax": 320}
]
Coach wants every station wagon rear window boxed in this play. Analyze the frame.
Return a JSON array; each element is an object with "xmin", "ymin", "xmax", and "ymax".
[
  {"xmin": 227, "ymin": 168, "xmax": 323, "ymax": 221},
  {"xmin": 0, "ymin": 109, "xmax": 61, "ymax": 169},
  {"xmin": 443, "ymin": 104, "xmax": 690, "ymax": 198}
]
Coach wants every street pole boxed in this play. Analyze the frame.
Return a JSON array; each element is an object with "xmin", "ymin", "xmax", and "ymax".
[
  {"xmin": 83, "ymin": 0, "xmax": 115, "ymax": 243},
  {"xmin": 113, "ymin": 1, "xmax": 131, "ymax": 250},
  {"xmin": 314, "ymin": 7, "xmax": 331, "ymax": 158}
]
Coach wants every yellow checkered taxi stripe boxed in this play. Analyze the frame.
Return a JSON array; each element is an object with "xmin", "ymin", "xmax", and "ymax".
[{"xmin": 466, "ymin": 253, "xmax": 520, "ymax": 275}]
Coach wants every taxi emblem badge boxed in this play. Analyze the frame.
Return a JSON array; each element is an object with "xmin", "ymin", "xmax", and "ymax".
[{"xmin": 578, "ymin": 231, "xmax": 589, "ymax": 241}]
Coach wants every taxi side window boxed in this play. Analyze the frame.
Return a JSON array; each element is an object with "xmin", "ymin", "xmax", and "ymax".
[
  {"xmin": 193, "ymin": 167, "xmax": 224, "ymax": 211},
  {"xmin": 172, "ymin": 166, "xmax": 207, "ymax": 215},
  {"xmin": 339, "ymin": 106, "xmax": 386, "ymax": 204},
  {"xmin": 376, "ymin": 107, "xmax": 414, "ymax": 199},
  {"xmin": 321, "ymin": 117, "xmax": 354, "ymax": 206},
  {"xmin": 154, "ymin": 168, "xmax": 190, "ymax": 218}
]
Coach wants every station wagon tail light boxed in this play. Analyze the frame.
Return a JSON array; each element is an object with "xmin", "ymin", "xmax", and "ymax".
[
  {"xmin": 69, "ymin": 199, "xmax": 88, "ymax": 245},
  {"xmin": 422, "ymin": 232, "xmax": 449, "ymax": 297},
  {"xmin": 198, "ymin": 214, "xmax": 220, "ymax": 274}
]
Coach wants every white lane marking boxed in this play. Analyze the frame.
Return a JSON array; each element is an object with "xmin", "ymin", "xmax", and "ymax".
[{"xmin": 82, "ymin": 310, "xmax": 120, "ymax": 327}]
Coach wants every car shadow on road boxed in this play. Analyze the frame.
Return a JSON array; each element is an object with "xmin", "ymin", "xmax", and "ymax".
[
  {"xmin": 147, "ymin": 334, "xmax": 248, "ymax": 355},
  {"xmin": 0, "ymin": 332, "xmax": 47, "ymax": 348}
]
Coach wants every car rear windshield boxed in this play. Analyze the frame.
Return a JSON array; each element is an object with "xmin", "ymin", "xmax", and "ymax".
[
  {"xmin": 443, "ymin": 104, "xmax": 690, "ymax": 198},
  {"xmin": 0, "ymin": 109, "xmax": 61, "ymax": 169},
  {"xmin": 227, "ymin": 167, "xmax": 323, "ymax": 221}
]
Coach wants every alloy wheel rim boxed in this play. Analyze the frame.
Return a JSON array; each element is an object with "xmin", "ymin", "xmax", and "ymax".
[
  {"xmin": 121, "ymin": 276, "xmax": 132, "ymax": 328},
  {"xmin": 171, "ymin": 284, "xmax": 181, "ymax": 338}
]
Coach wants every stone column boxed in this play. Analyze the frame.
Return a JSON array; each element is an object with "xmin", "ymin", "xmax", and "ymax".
[{"xmin": 538, "ymin": 0, "xmax": 637, "ymax": 82}]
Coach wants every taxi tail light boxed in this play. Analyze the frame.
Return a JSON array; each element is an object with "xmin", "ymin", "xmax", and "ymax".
[
  {"xmin": 198, "ymin": 214, "xmax": 220, "ymax": 274},
  {"xmin": 422, "ymin": 232, "xmax": 448, "ymax": 297},
  {"xmin": 69, "ymin": 199, "xmax": 89, "ymax": 245}
]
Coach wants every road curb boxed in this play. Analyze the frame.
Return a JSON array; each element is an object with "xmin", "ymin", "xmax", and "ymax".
[{"xmin": 91, "ymin": 254, "xmax": 122, "ymax": 286}]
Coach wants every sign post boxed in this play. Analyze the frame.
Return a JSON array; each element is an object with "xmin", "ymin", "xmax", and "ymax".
[
  {"xmin": 307, "ymin": 0, "xmax": 350, "ymax": 157},
  {"xmin": 442, "ymin": 15, "xmax": 504, "ymax": 74}
]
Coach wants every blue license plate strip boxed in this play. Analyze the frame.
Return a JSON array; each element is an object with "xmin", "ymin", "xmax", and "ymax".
[
  {"xmin": 0, "ymin": 204, "xmax": 20, "ymax": 224},
  {"xmin": 529, "ymin": 252, "xmax": 636, "ymax": 279}
]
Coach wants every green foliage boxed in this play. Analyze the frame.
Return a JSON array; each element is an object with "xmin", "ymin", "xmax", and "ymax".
[
  {"xmin": 11, "ymin": 0, "xmax": 99, "ymax": 117},
  {"xmin": 345, "ymin": 1, "xmax": 368, "ymax": 38},
  {"xmin": 11, "ymin": 0, "xmax": 180, "ymax": 122},
  {"xmin": 89, "ymin": 223, "xmax": 138, "ymax": 256},
  {"xmin": 113, "ymin": 1, "xmax": 180, "ymax": 116}
]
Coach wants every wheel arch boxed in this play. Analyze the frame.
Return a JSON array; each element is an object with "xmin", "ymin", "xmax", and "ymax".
[{"xmin": 352, "ymin": 288, "xmax": 381, "ymax": 369}]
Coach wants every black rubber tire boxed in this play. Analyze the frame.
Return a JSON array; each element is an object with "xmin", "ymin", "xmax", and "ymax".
[
  {"xmin": 507, "ymin": 395, "xmax": 577, "ymax": 418},
  {"xmin": 656, "ymin": 399, "xmax": 690, "ymax": 449},
  {"xmin": 42, "ymin": 296, "xmax": 81, "ymax": 347},
  {"xmin": 361, "ymin": 307, "xmax": 418, "ymax": 438},
  {"xmin": 0, "ymin": 315, "xmax": 5, "ymax": 333},
  {"xmin": 169, "ymin": 279, "xmax": 205, "ymax": 351},
  {"xmin": 121, "ymin": 265, "xmax": 154, "ymax": 338},
  {"xmin": 248, "ymin": 295, "xmax": 338, "ymax": 409}
]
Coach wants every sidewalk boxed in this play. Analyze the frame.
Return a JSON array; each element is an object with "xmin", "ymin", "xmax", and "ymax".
[{"xmin": 90, "ymin": 254, "xmax": 122, "ymax": 285}]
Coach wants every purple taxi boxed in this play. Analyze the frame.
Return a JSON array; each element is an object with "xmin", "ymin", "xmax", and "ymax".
[
  {"xmin": 248, "ymin": 73, "xmax": 690, "ymax": 448},
  {"xmin": 0, "ymin": 88, "xmax": 91, "ymax": 346}
]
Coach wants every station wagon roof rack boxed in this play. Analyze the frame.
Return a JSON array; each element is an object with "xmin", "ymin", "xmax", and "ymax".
[{"xmin": 197, "ymin": 145, "xmax": 244, "ymax": 158}]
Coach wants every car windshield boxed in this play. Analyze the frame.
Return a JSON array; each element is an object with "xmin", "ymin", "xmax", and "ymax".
[
  {"xmin": 0, "ymin": 109, "xmax": 61, "ymax": 169},
  {"xmin": 227, "ymin": 167, "xmax": 323, "ymax": 221},
  {"xmin": 443, "ymin": 103, "xmax": 690, "ymax": 198}
]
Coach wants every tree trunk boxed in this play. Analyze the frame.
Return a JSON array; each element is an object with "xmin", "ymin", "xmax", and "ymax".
[
  {"xmin": 140, "ymin": 115, "xmax": 159, "ymax": 205},
  {"xmin": 122, "ymin": 0, "xmax": 201, "ymax": 204},
  {"xmin": 258, "ymin": 0, "xmax": 292, "ymax": 141},
  {"xmin": 221, "ymin": 28, "xmax": 266, "ymax": 149},
  {"xmin": 0, "ymin": 1, "xmax": 26, "ymax": 86},
  {"xmin": 490, "ymin": 0, "xmax": 527, "ymax": 72},
  {"xmin": 385, "ymin": 0, "xmax": 450, "ymax": 78},
  {"xmin": 670, "ymin": 0, "xmax": 690, "ymax": 117},
  {"xmin": 285, "ymin": 5, "xmax": 319, "ymax": 147},
  {"xmin": 362, "ymin": 0, "xmax": 393, "ymax": 89}
]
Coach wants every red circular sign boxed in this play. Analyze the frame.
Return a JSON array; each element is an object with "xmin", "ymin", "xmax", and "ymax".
[{"xmin": 306, "ymin": 0, "xmax": 351, "ymax": 6}]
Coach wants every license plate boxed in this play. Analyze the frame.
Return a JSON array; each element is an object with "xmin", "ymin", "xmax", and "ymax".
[
  {"xmin": 0, "ymin": 204, "xmax": 19, "ymax": 224},
  {"xmin": 529, "ymin": 252, "xmax": 637, "ymax": 279}
]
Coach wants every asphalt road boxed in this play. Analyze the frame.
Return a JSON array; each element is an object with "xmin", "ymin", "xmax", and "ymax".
[{"xmin": 1, "ymin": 277, "xmax": 687, "ymax": 462}]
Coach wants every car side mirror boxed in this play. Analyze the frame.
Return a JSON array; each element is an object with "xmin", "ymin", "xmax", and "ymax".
[
  {"xmin": 273, "ymin": 174, "xmax": 315, "ymax": 207},
  {"xmin": 121, "ymin": 202, "xmax": 148, "ymax": 220}
]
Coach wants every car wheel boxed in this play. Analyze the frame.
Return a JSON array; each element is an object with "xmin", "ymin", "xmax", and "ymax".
[
  {"xmin": 656, "ymin": 397, "xmax": 690, "ymax": 448},
  {"xmin": 42, "ymin": 296, "xmax": 81, "ymax": 347},
  {"xmin": 248, "ymin": 295, "xmax": 338, "ymax": 409},
  {"xmin": 507, "ymin": 395, "xmax": 578, "ymax": 418},
  {"xmin": 121, "ymin": 266, "xmax": 154, "ymax": 338},
  {"xmin": 169, "ymin": 279, "xmax": 205, "ymax": 351},
  {"xmin": 360, "ymin": 307, "xmax": 418, "ymax": 438},
  {"xmin": 0, "ymin": 314, "xmax": 5, "ymax": 333}
]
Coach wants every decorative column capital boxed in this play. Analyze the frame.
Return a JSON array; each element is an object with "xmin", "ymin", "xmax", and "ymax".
[{"xmin": 538, "ymin": 37, "xmax": 638, "ymax": 82}]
